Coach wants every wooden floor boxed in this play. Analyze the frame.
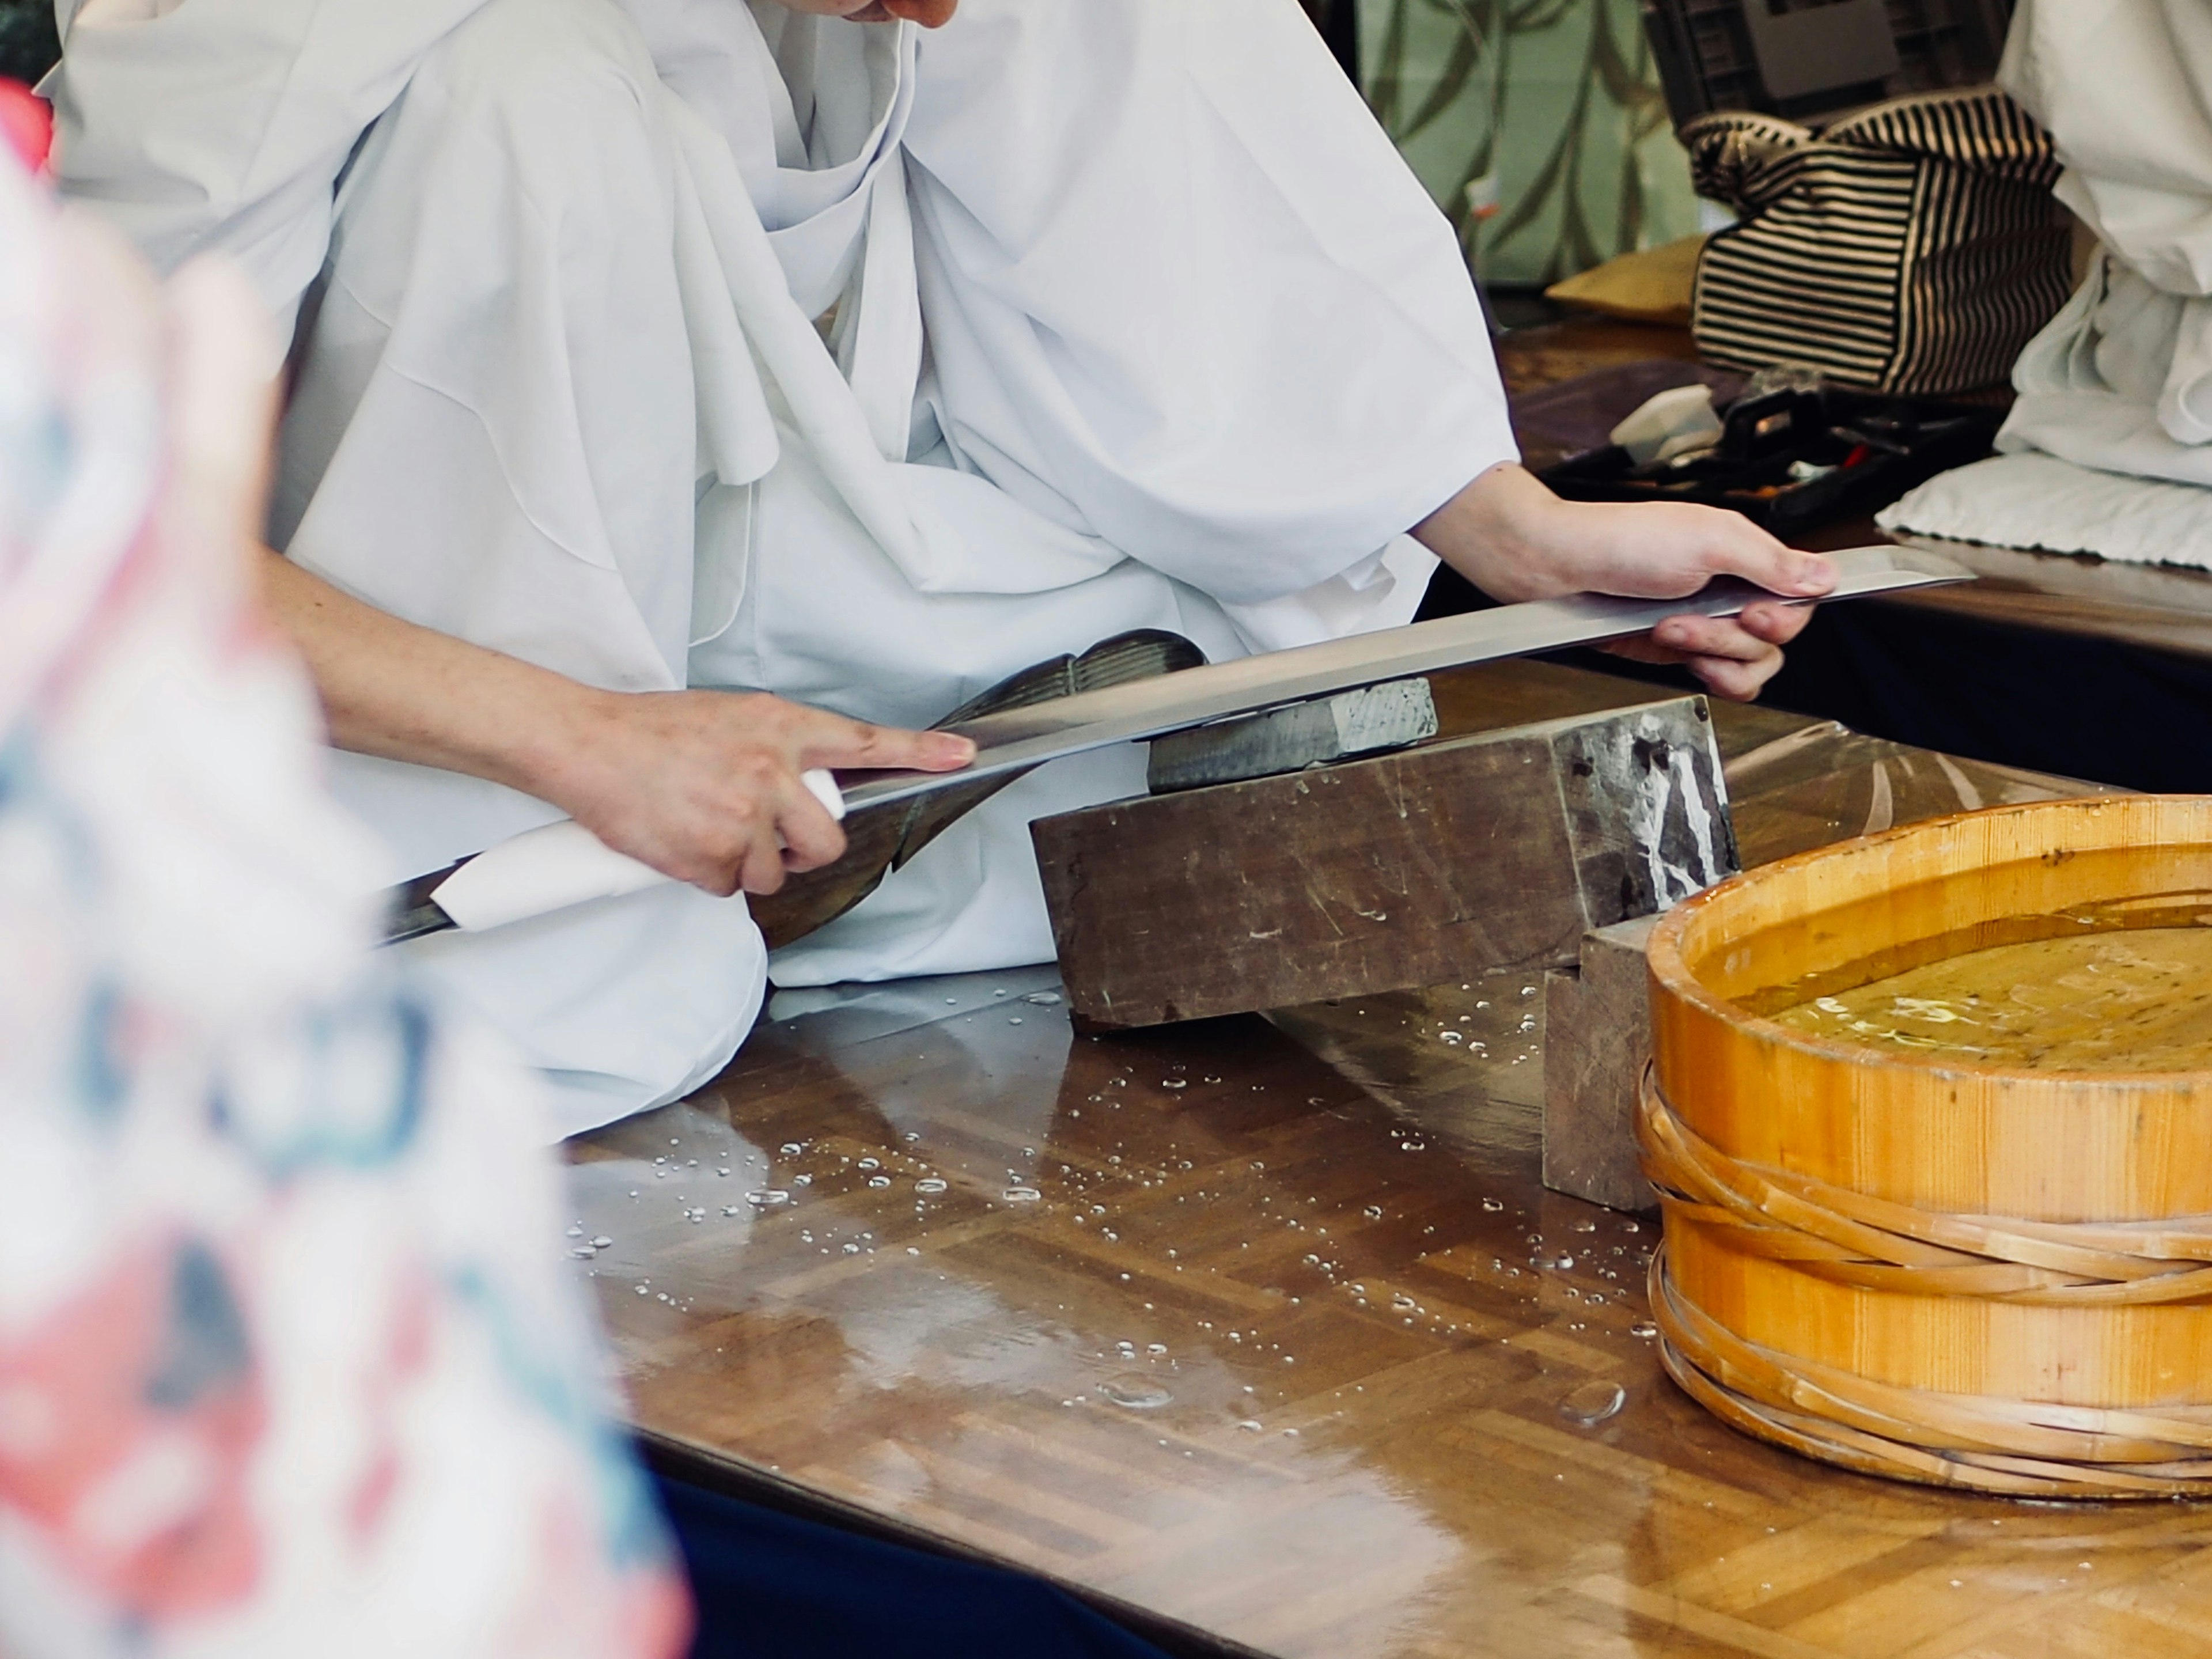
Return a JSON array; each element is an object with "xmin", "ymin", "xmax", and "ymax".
[
  {"xmin": 564, "ymin": 654, "xmax": 2212, "ymax": 1659},
  {"xmin": 567, "ymin": 317, "xmax": 2212, "ymax": 1656}
]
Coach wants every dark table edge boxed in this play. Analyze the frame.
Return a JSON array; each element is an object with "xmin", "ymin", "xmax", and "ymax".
[{"xmin": 640, "ymin": 1432, "xmax": 1272, "ymax": 1659}]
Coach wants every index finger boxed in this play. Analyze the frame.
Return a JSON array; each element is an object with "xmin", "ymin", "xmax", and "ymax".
[{"xmin": 800, "ymin": 711, "xmax": 975, "ymax": 775}]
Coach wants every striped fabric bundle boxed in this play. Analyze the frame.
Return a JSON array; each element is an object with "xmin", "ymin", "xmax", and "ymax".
[{"xmin": 1687, "ymin": 87, "xmax": 2074, "ymax": 395}]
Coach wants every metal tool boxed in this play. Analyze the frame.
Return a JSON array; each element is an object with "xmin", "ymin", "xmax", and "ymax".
[
  {"xmin": 381, "ymin": 544, "xmax": 1969, "ymax": 943},
  {"xmin": 846, "ymin": 543, "xmax": 1967, "ymax": 810}
]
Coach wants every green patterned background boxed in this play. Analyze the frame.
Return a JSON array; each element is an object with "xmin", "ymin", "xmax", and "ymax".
[{"xmin": 1358, "ymin": 0, "xmax": 1700, "ymax": 286}]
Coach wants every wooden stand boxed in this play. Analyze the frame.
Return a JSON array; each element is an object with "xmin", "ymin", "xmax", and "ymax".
[
  {"xmin": 1542, "ymin": 915, "xmax": 1661, "ymax": 1213},
  {"xmin": 1032, "ymin": 696, "xmax": 1736, "ymax": 1032}
]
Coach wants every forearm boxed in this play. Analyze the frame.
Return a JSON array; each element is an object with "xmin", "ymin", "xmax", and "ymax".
[
  {"xmin": 1411, "ymin": 462, "xmax": 1574, "ymax": 603},
  {"xmin": 256, "ymin": 547, "xmax": 590, "ymax": 800},
  {"xmin": 253, "ymin": 547, "xmax": 975, "ymax": 895}
]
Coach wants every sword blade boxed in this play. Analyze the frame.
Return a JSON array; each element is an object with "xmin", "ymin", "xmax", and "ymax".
[{"xmin": 838, "ymin": 544, "xmax": 1969, "ymax": 812}]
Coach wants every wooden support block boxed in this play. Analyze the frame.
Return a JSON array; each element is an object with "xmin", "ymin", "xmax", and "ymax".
[
  {"xmin": 1543, "ymin": 915, "xmax": 1661, "ymax": 1214},
  {"xmin": 1146, "ymin": 679, "xmax": 1438, "ymax": 793},
  {"xmin": 1032, "ymin": 697, "xmax": 1736, "ymax": 1031}
]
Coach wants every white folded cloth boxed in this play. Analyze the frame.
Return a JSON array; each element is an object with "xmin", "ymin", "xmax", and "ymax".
[{"xmin": 1878, "ymin": 452, "xmax": 2212, "ymax": 571}]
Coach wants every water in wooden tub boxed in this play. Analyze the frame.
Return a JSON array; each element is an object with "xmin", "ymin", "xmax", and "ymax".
[{"xmin": 1770, "ymin": 924, "xmax": 2212, "ymax": 1071}]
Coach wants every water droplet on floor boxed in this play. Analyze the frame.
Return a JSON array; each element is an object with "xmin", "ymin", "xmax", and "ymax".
[
  {"xmin": 1560, "ymin": 1381, "xmax": 1626, "ymax": 1426},
  {"xmin": 915, "ymin": 1178, "xmax": 948, "ymax": 1195},
  {"xmin": 1629, "ymin": 1319, "xmax": 1659, "ymax": 1339},
  {"xmin": 780, "ymin": 1142, "xmax": 804, "ymax": 1156},
  {"xmin": 1400, "ymin": 1141, "xmax": 1426, "ymax": 1153},
  {"xmin": 569, "ymin": 1246, "xmax": 597, "ymax": 1259},
  {"xmin": 1362, "ymin": 1205, "xmax": 1384, "ymax": 1220},
  {"xmin": 1536, "ymin": 1253, "xmax": 1575, "ymax": 1271},
  {"xmin": 591, "ymin": 1236, "xmax": 613, "ymax": 1249},
  {"xmin": 1147, "ymin": 1343, "xmax": 1168, "ymax": 1355},
  {"xmin": 634, "ymin": 1284, "xmax": 650, "ymax": 1296},
  {"xmin": 1391, "ymin": 1294, "xmax": 1418, "ymax": 1312},
  {"xmin": 793, "ymin": 1175, "xmax": 813, "ymax": 1186},
  {"xmin": 868, "ymin": 1175, "xmax": 892, "ymax": 1188},
  {"xmin": 1439, "ymin": 1031, "xmax": 1464, "ymax": 1046},
  {"xmin": 745, "ymin": 1190, "xmax": 791, "ymax": 1208},
  {"xmin": 1024, "ymin": 991, "xmax": 1063, "ymax": 1005},
  {"xmin": 566, "ymin": 1223, "xmax": 585, "ymax": 1238},
  {"xmin": 1003, "ymin": 1187, "xmax": 1042, "ymax": 1203},
  {"xmin": 1098, "ymin": 1377, "xmax": 1173, "ymax": 1410},
  {"xmin": 1237, "ymin": 1419, "xmax": 1264, "ymax": 1433},
  {"xmin": 842, "ymin": 1242, "xmax": 861, "ymax": 1254},
  {"xmin": 856, "ymin": 1157, "xmax": 880, "ymax": 1171}
]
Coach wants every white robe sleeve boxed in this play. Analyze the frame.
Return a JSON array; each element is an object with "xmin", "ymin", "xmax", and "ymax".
[
  {"xmin": 2001, "ymin": 0, "xmax": 2212, "ymax": 300},
  {"xmin": 899, "ymin": 0, "xmax": 1516, "ymax": 610},
  {"xmin": 46, "ymin": 0, "xmax": 487, "ymax": 337}
]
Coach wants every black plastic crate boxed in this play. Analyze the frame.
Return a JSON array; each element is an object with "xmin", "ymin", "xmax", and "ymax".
[
  {"xmin": 1640, "ymin": 0, "xmax": 2013, "ymax": 127},
  {"xmin": 1539, "ymin": 384, "xmax": 2003, "ymax": 536}
]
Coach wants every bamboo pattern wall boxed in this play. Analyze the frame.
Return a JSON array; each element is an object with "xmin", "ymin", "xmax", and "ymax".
[{"xmin": 1361, "ymin": 0, "xmax": 1702, "ymax": 286}]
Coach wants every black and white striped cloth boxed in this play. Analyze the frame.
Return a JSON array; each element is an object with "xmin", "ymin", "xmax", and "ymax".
[{"xmin": 1687, "ymin": 87, "xmax": 2074, "ymax": 395}]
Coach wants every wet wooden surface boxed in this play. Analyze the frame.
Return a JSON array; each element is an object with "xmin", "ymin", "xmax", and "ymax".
[
  {"xmin": 563, "ymin": 317, "xmax": 2210, "ymax": 1656},
  {"xmin": 561, "ymin": 658, "xmax": 2209, "ymax": 1659}
]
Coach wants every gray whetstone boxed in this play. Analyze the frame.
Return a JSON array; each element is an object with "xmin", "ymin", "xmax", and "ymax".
[{"xmin": 1146, "ymin": 679, "xmax": 1440, "ymax": 793}]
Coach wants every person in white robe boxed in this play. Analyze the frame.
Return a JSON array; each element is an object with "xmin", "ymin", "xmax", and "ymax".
[
  {"xmin": 46, "ymin": 0, "xmax": 1834, "ymax": 1138},
  {"xmin": 1880, "ymin": 1, "xmax": 2212, "ymax": 564}
]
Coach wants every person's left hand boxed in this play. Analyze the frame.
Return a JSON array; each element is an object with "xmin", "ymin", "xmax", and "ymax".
[{"xmin": 1415, "ymin": 463, "xmax": 1836, "ymax": 702}]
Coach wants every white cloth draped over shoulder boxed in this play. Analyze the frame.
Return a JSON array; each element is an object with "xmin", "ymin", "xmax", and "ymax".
[
  {"xmin": 1881, "ymin": 0, "xmax": 2212, "ymax": 564},
  {"xmin": 48, "ymin": 0, "xmax": 1517, "ymax": 1135},
  {"xmin": 1993, "ymin": 0, "xmax": 2212, "ymax": 484}
]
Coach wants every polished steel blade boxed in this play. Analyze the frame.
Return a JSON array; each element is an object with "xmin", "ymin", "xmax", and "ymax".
[{"xmin": 838, "ymin": 544, "xmax": 1971, "ymax": 811}]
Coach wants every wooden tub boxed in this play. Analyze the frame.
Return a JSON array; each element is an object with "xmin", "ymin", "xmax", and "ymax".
[{"xmin": 1641, "ymin": 797, "xmax": 2212, "ymax": 1498}]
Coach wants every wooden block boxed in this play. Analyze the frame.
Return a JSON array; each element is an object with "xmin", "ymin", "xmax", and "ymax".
[
  {"xmin": 1146, "ymin": 679, "xmax": 1438, "ymax": 793},
  {"xmin": 1542, "ymin": 915, "xmax": 1661, "ymax": 1214},
  {"xmin": 1032, "ymin": 697, "xmax": 1736, "ymax": 1031}
]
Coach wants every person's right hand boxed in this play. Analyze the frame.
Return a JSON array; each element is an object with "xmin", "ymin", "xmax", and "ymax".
[{"xmin": 535, "ymin": 690, "xmax": 974, "ymax": 898}]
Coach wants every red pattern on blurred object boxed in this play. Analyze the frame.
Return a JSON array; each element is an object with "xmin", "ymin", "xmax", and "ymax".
[
  {"xmin": 0, "ymin": 1241, "xmax": 268, "ymax": 1622},
  {"xmin": 0, "ymin": 79, "xmax": 50, "ymax": 172}
]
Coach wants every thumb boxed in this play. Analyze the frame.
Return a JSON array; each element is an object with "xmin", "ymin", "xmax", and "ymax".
[{"xmin": 1715, "ymin": 524, "xmax": 1836, "ymax": 600}]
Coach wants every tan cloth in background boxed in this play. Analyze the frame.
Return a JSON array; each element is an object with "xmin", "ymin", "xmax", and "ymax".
[{"xmin": 1544, "ymin": 233, "xmax": 1707, "ymax": 327}]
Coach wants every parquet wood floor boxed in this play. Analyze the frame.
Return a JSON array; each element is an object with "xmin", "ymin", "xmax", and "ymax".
[{"xmin": 566, "ymin": 658, "xmax": 2199, "ymax": 1659}]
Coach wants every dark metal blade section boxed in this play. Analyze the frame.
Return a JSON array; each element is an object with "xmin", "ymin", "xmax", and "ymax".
[
  {"xmin": 384, "ymin": 858, "xmax": 466, "ymax": 944},
  {"xmin": 838, "ymin": 545, "xmax": 1970, "ymax": 812}
]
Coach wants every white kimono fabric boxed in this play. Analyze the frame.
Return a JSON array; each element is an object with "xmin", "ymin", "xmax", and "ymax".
[
  {"xmin": 49, "ymin": 0, "xmax": 1517, "ymax": 1137},
  {"xmin": 1994, "ymin": 0, "xmax": 2212, "ymax": 484}
]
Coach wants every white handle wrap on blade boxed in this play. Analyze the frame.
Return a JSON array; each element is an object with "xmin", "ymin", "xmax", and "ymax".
[
  {"xmin": 429, "ymin": 820, "xmax": 669, "ymax": 933},
  {"xmin": 426, "ymin": 771, "xmax": 847, "ymax": 934}
]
